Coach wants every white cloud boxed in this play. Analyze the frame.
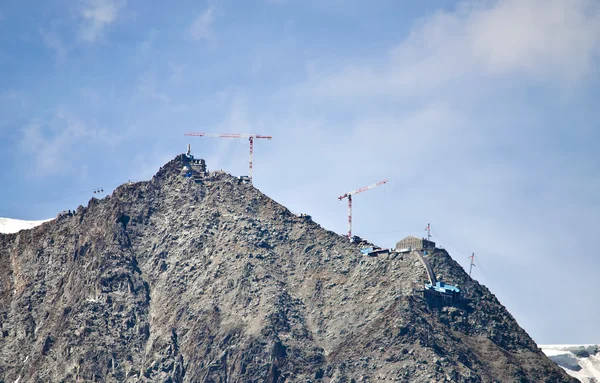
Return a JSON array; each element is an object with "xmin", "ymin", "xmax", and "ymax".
[
  {"xmin": 188, "ymin": 6, "xmax": 215, "ymax": 41},
  {"xmin": 466, "ymin": 0, "xmax": 600, "ymax": 81},
  {"xmin": 79, "ymin": 0, "xmax": 123, "ymax": 42},
  {"xmin": 298, "ymin": 0, "xmax": 600, "ymax": 103}
]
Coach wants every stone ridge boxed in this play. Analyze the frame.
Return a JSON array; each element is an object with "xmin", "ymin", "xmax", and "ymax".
[{"xmin": 0, "ymin": 155, "xmax": 575, "ymax": 382}]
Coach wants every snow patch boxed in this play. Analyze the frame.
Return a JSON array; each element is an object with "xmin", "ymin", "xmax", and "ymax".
[
  {"xmin": 541, "ymin": 344, "xmax": 600, "ymax": 383},
  {"xmin": 0, "ymin": 217, "xmax": 52, "ymax": 234}
]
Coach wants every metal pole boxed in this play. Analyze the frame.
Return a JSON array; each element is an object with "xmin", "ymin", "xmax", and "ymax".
[
  {"xmin": 348, "ymin": 194, "xmax": 352, "ymax": 240},
  {"xmin": 248, "ymin": 136, "xmax": 254, "ymax": 183},
  {"xmin": 426, "ymin": 223, "xmax": 431, "ymax": 247},
  {"xmin": 469, "ymin": 253, "xmax": 475, "ymax": 278}
]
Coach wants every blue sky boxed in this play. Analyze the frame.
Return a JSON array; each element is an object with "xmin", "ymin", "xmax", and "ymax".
[{"xmin": 1, "ymin": 0, "xmax": 599, "ymax": 344}]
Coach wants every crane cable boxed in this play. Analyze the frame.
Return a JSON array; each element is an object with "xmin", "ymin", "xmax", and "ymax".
[{"xmin": 430, "ymin": 227, "xmax": 487, "ymax": 277}]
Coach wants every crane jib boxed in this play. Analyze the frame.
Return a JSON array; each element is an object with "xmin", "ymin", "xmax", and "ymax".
[
  {"xmin": 183, "ymin": 133, "xmax": 272, "ymax": 139},
  {"xmin": 183, "ymin": 132, "xmax": 272, "ymax": 184}
]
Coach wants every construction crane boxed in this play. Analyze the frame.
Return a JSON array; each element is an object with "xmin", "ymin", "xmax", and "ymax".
[
  {"xmin": 183, "ymin": 133, "xmax": 272, "ymax": 183},
  {"xmin": 338, "ymin": 179, "xmax": 388, "ymax": 241}
]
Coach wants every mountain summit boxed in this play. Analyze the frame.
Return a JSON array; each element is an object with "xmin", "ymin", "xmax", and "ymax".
[{"xmin": 0, "ymin": 155, "xmax": 575, "ymax": 382}]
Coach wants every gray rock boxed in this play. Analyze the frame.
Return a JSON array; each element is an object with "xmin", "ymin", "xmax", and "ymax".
[{"xmin": 0, "ymin": 156, "xmax": 576, "ymax": 382}]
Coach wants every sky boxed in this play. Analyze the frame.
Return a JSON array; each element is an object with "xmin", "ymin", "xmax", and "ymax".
[{"xmin": 1, "ymin": 0, "xmax": 599, "ymax": 344}]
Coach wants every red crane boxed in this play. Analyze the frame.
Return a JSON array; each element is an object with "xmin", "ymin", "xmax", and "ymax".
[
  {"xmin": 338, "ymin": 179, "xmax": 388, "ymax": 240},
  {"xmin": 183, "ymin": 133, "xmax": 272, "ymax": 183}
]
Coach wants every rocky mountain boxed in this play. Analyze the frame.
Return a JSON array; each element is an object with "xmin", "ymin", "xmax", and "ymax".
[
  {"xmin": 542, "ymin": 345, "xmax": 600, "ymax": 382},
  {"xmin": 0, "ymin": 155, "xmax": 576, "ymax": 382}
]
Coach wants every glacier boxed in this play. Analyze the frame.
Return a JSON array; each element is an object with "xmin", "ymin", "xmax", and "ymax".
[
  {"xmin": 0, "ymin": 217, "xmax": 52, "ymax": 234},
  {"xmin": 541, "ymin": 344, "xmax": 600, "ymax": 383}
]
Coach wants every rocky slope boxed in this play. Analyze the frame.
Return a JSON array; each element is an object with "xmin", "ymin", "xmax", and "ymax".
[{"xmin": 0, "ymin": 155, "xmax": 576, "ymax": 382}]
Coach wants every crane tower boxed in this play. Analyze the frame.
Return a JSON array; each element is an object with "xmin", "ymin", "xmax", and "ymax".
[
  {"xmin": 183, "ymin": 133, "xmax": 272, "ymax": 183},
  {"xmin": 338, "ymin": 179, "xmax": 388, "ymax": 241}
]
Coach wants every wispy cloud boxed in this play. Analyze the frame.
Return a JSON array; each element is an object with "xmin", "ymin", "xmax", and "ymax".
[
  {"xmin": 40, "ymin": 28, "xmax": 68, "ymax": 64},
  {"xmin": 78, "ymin": 0, "xmax": 123, "ymax": 42},
  {"xmin": 133, "ymin": 70, "xmax": 170, "ymax": 102},
  {"xmin": 297, "ymin": 0, "xmax": 600, "ymax": 104},
  {"xmin": 465, "ymin": 0, "xmax": 600, "ymax": 81},
  {"xmin": 0, "ymin": 92, "xmax": 27, "ymax": 110},
  {"xmin": 168, "ymin": 63, "xmax": 185, "ymax": 84},
  {"xmin": 138, "ymin": 29, "xmax": 158, "ymax": 55},
  {"xmin": 188, "ymin": 6, "xmax": 215, "ymax": 41},
  {"xmin": 19, "ymin": 110, "xmax": 121, "ymax": 175},
  {"xmin": 79, "ymin": 88, "xmax": 100, "ymax": 105}
]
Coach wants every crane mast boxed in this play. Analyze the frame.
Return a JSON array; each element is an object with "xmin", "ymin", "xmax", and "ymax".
[
  {"xmin": 183, "ymin": 133, "xmax": 272, "ymax": 183},
  {"xmin": 338, "ymin": 179, "xmax": 388, "ymax": 240}
]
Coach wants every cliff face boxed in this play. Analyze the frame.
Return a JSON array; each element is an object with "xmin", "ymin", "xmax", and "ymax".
[{"xmin": 0, "ymin": 156, "xmax": 575, "ymax": 382}]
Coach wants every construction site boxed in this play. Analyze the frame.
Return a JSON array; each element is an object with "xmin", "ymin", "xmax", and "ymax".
[{"xmin": 181, "ymin": 132, "xmax": 474, "ymax": 309}]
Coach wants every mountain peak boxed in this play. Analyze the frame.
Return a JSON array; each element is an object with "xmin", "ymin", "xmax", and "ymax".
[{"xmin": 0, "ymin": 156, "xmax": 575, "ymax": 382}]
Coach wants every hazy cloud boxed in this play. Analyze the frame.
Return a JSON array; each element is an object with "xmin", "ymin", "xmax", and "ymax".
[
  {"xmin": 19, "ymin": 111, "xmax": 120, "ymax": 175},
  {"xmin": 79, "ymin": 88, "xmax": 100, "ymax": 105},
  {"xmin": 40, "ymin": 28, "xmax": 68, "ymax": 64},
  {"xmin": 167, "ymin": 62, "xmax": 185, "ymax": 85},
  {"xmin": 0, "ymin": 92, "xmax": 27, "ymax": 110},
  {"xmin": 300, "ymin": 0, "xmax": 600, "ymax": 103},
  {"xmin": 466, "ymin": 0, "xmax": 600, "ymax": 81},
  {"xmin": 133, "ymin": 70, "xmax": 170, "ymax": 103},
  {"xmin": 188, "ymin": 6, "xmax": 215, "ymax": 41},
  {"xmin": 21, "ymin": 121, "xmax": 86, "ymax": 175},
  {"xmin": 138, "ymin": 29, "xmax": 158, "ymax": 55},
  {"xmin": 79, "ymin": 0, "xmax": 123, "ymax": 42}
]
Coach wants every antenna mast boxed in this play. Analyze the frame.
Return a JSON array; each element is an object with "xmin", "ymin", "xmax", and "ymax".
[{"xmin": 469, "ymin": 253, "xmax": 476, "ymax": 278}]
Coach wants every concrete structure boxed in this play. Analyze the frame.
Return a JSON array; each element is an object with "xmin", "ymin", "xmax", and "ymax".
[
  {"xmin": 189, "ymin": 158, "xmax": 207, "ymax": 174},
  {"xmin": 181, "ymin": 147, "xmax": 208, "ymax": 183},
  {"xmin": 396, "ymin": 236, "xmax": 435, "ymax": 251}
]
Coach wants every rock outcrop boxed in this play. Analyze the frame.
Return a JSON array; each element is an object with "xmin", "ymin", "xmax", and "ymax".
[{"xmin": 0, "ymin": 156, "xmax": 576, "ymax": 382}]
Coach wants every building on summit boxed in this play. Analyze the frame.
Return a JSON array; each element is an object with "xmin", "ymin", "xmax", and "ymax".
[{"xmin": 396, "ymin": 236, "xmax": 435, "ymax": 251}]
